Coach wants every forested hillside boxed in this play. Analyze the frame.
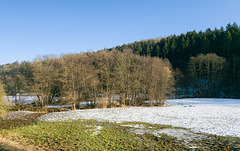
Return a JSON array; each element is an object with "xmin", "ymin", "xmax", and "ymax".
[
  {"xmin": 0, "ymin": 23, "xmax": 239, "ymax": 111},
  {"xmin": 111, "ymin": 23, "xmax": 240, "ymax": 98}
]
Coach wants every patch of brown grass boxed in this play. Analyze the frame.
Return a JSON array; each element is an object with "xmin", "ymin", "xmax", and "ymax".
[
  {"xmin": 0, "ymin": 112, "xmax": 45, "ymax": 130},
  {"xmin": 0, "ymin": 135, "xmax": 43, "ymax": 151},
  {"xmin": 0, "ymin": 112, "xmax": 46, "ymax": 150}
]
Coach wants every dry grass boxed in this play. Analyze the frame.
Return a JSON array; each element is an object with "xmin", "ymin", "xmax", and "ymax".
[
  {"xmin": 0, "ymin": 135, "xmax": 43, "ymax": 151},
  {"xmin": 0, "ymin": 111, "xmax": 45, "ymax": 151},
  {"xmin": 0, "ymin": 112, "xmax": 45, "ymax": 130}
]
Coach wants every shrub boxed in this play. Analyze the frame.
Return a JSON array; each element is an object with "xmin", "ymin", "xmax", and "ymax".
[{"xmin": 0, "ymin": 82, "xmax": 7, "ymax": 116}]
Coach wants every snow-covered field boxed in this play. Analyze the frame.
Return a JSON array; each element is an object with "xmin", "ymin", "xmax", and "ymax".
[{"xmin": 39, "ymin": 98, "xmax": 240, "ymax": 137}]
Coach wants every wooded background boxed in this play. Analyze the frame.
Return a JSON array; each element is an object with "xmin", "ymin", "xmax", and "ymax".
[{"xmin": 0, "ymin": 23, "xmax": 239, "ymax": 110}]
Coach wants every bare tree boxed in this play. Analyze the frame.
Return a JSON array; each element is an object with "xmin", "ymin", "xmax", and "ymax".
[
  {"xmin": 32, "ymin": 55, "xmax": 59, "ymax": 109},
  {"xmin": 0, "ymin": 62, "xmax": 27, "ymax": 110}
]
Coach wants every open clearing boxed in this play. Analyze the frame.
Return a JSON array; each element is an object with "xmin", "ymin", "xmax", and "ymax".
[
  {"xmin": 39, "ymin": 98, "xmax": 240, "ymax": 137},
  {"xmin": 1, "ymin": 98, "xmax": 240, "ymax": 150}
]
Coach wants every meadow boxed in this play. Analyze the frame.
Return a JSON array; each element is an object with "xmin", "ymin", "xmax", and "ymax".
[{"xmin": 1, "ymin": 99, "xmax": 240, "ymax": 151}]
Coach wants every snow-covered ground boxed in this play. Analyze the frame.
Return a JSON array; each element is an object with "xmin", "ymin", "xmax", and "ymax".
[
  {"xmin": 166, "ymin": 98, "xmax": 240, "ymax": 108},
  {"xmin": 38, "ymin": 98, "xmax": 240, "ymax": 137}
]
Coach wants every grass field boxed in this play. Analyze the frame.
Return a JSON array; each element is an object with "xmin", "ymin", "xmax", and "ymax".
[{"xmin": 0, "ymin": 112, "xmax": 240, "ymax": 151}]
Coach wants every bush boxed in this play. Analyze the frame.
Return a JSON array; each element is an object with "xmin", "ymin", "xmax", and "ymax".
[{"xmin": 0, "ymin": 82, "xmax": 7, "ymax": 116}]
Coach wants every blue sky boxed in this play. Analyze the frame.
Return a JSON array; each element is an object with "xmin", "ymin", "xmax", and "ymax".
[{"xmin": 0, "ymin": 0, "xmax": 240, "ymax": 65}]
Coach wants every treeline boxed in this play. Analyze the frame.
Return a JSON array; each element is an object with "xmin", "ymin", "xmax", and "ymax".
[
  {"xmin": 111, "ymin": 23, "xmax": 240, "ymax": 98},
  {"xmin": 0, "ymin": 50, "xmax": 174, "ymax": 110},
  {"xmin": 1, "ymin": 23, "xmax": 239, "ymax": 111}
]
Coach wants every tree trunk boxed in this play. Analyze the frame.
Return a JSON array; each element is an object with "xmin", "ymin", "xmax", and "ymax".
[
  {"xmin": 73, "ymin": 100, "xmax": 76, "ymax": 110},
  {"xmin": 18, "ymin": 93, "xmax": 21, "ymax": 111}
]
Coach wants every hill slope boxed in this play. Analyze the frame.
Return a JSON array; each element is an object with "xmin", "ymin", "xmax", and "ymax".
[{"xmin": 110, "ymin": 23, "xmax": 240, "ymax": 98}]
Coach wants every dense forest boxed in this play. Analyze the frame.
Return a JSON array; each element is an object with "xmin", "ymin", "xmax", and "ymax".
[
  {"xmin": 0, "ymin": 23, "xmax": 239, "ymax": 111},
  {"xmin": 111, "ymin": 23, "xmax": 240, "ymax": 98}
]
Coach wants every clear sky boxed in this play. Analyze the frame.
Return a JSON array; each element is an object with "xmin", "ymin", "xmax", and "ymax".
[{"xmin": 0, "ymin": 0, "xmax": 240, "ymax": 65}]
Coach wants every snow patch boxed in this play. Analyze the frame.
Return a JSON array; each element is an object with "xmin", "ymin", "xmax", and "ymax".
[{"xmin": 38, "ymin": 99, "xmax": 240, "ymax": 137}]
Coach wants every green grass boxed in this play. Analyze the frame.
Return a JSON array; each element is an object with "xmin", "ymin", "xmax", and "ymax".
[
  {"xmin": 1, "ymin": 118, "xmax": 240, "ymax": 150},
  {"xmin": 1, "ymin": 120, "xmax": 187, "ymax": 150}
]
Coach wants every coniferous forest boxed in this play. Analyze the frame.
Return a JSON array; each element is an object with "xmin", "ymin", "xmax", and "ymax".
[
  {"xmin": 0, "ymin": 23, "xmax": 240, "ymax": 110},
  {"xmin": 111, "ymin": 23, "xmax": 240, "ymax": 98}
]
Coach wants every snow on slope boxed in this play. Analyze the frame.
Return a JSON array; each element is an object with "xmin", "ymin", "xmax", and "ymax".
[{"xmin": 38, "ymin": 98, "xmax": 240, "ymax": 137}]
